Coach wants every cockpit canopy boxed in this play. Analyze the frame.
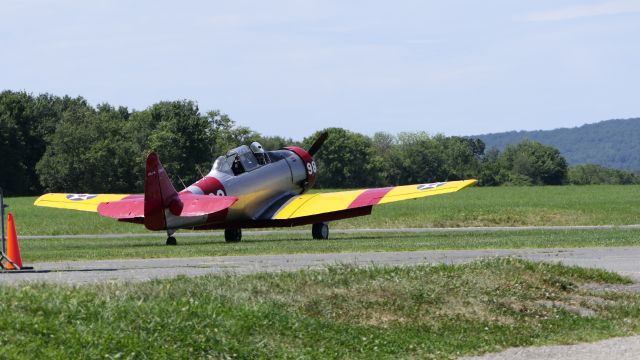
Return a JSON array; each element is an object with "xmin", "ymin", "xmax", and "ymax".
[{"xmin": 212, "ymin": 145, "xmax": 262, "ymax": 176}]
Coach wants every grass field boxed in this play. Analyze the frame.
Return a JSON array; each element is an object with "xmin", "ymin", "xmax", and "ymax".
[
  {"xmin": 1, "ymin": 259, "xmax": 639, "ymax": 359},
  {"xmin": 5, "ymin": 185, "xmax": 640, "ymax": 236},
  {"xmin": 3, "ymin": 185, "xmax": 639, "ymax": 262},
  {"xmin": 16, "ymin": 228, "xmax": 640, "ymax": 263}
]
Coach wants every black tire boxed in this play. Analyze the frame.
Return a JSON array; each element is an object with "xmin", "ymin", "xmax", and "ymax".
[
  {"xmin": 166, "ymin": 236, "xmax": 177, "ymax": 246},
  {"xmin": 225, "ymin": 228, "xmax": 242, "ymax": 242},
  {"xmin": 312, "ymin": 223, "xmax": 329, "ymax": 240}
]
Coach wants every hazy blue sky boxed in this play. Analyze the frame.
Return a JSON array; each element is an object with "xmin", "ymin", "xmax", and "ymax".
[{"xmin": 2, "ymin": 1, "xmax": 639, "ymax": 139}]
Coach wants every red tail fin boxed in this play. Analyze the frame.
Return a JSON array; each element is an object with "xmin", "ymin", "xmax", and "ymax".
[{"xmin": 144, "ymin": 152, "xmax": 183, "ymax": 230}]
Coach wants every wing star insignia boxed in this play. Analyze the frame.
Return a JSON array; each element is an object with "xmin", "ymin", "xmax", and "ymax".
[
  {"xmin": 66, "ymin": 194, "xmax": 98, "ymax": 201},
  {"xmin": 416, "ymin": 182, "xmax": 446, "ymax": 191}
]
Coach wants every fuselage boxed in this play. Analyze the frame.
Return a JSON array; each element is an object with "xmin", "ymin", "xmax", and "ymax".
[{"xmin": 171, "ymin": 146, "xmax": 316, "ymax": 230}]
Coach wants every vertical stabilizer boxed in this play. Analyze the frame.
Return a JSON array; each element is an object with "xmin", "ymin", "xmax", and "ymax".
[{"xmin": 144, "ymin": 152, "xmax": 183, "ymax": 230}]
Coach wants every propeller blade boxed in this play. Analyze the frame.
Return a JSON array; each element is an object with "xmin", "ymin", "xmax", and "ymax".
[{"xmin": 308, "ymin": 131, "xmax": 329, "ymax": 156}]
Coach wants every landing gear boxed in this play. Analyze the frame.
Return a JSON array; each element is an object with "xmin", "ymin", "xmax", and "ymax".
[
  {"xmin": 312, "ymin": 222, "xmax": 329, "ymax": 240},
  {"xmin": 166, "ymin": 236, "xmax": 177, "ymax": 246},
  {"xmin": 166, "ymin": 229, "xmax": 177, "ymax": 246},
  {"xmin": 225, "ymin": 228, "xmax": 242, "ymax": 242}
]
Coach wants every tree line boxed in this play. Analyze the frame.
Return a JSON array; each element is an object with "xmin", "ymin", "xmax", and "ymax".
[{"xmin": 1, "ymin": 90, "xmax": 638, "ymax": 196}]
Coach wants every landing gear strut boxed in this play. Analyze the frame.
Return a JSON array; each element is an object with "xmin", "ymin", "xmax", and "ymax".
[
  {"xmin": 312, "ymin": 222, "xmax": 329, "ymax": 240},
  {"xmin": 225, "ymin": 228, "xmax": 242, "ymax": 242}
]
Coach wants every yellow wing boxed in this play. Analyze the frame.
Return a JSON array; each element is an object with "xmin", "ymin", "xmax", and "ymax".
[
  {"xmin": 34, "ymin": 193, "xmax": 132, "ymax": 212},
  {"xmin": 272, "ymin": 179, "xmax": 477, "ymax": 219}
]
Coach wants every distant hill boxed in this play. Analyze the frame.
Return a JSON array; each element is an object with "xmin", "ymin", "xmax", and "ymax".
[{"xmin": 475, "ymin": 118, "xmax": 640, "ymax": 171}]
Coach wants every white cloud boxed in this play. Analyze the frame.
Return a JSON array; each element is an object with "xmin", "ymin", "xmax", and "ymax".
[{"xmin": 525, "ymin": 1, "xmax": 640, "ymax": 22}]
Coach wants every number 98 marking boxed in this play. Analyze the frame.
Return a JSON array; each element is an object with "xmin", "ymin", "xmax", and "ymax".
[{"xmin": 306, "ymin": 161, "xmax": 317, "ymax": 175}]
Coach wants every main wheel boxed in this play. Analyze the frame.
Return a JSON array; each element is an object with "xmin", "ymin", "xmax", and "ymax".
[
  {"xmin": 312, "ymin": 222, "xmax": 329, "ymax": 239},
  {"xmin": 225, "ymin": 228, "xmax": 242, "ymax": 242},
  {"xmin": 166, "ymin": 236, "xmax": 177, "ymax": 246}
]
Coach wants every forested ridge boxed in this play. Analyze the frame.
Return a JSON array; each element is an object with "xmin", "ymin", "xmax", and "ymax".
[
  {"xmin": 476, "ymin": 118, "xmax": 640, "ymax": 171},
  {"xmin": 1, "ymin": 90, "xmax": 638, "ymax": 196}
]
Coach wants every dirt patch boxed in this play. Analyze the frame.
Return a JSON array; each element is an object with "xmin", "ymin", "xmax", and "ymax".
[
  {"xmin": 582, "ymin": 282, "xmax": 640, "ymax": 294},
  {"xmin": 536, "ymin": 300, "xmax": 597, "ymax": 317}
]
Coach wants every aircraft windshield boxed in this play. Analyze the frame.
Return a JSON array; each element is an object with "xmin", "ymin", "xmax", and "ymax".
[
  {"xmin": 225, "ymin": 145, "xmax": 259, "ymax": 175},
  {"xmin": 212, "ymin": 156, "xmax": 232, "ymax": 174}
]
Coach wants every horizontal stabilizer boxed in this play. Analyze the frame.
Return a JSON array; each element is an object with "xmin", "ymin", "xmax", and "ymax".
[
  {"xmin": 97, "ymin": 193, "xmax": 237, "ymax": 219},
  {"xmin": 178, "ymin": 193, "xmax": 237, "ymax": 217},
  {"xmin": 97, "ymin": 196, "xmax": 144, "ymax": 219}
]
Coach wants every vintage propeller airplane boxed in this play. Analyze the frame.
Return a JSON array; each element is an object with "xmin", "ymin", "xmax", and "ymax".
[{"xmin": 34, "ymin": 132, "xmax": 477, "ymax": 245}]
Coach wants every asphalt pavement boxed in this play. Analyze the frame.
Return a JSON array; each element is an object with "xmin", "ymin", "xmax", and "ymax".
[
  {"xmin": 3, "ymin": 246, "xmax": 640, "ymax": 285},
  {"xmin": 461, "ymin": 336, "xmax": 640, "ymax": 360}
]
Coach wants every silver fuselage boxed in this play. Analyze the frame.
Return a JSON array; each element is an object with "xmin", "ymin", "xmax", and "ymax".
[
  {"xmin": 171, "ymin": 149, "xmax": 311, "ymax": 229},
  {"xmin": 213, "ymin": 150, "xmax": 308, "ymax": 220}
]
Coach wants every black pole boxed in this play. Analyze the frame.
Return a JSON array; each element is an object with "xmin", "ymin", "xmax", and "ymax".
[{"xmin": 1, "ymin": 187, "xmax": 5, "ymax": 254}]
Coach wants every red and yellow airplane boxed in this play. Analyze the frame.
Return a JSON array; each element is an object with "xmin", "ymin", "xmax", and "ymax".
[{"xmin": 35, "ymin": 132, "xmax": 477, "ymax": 245}]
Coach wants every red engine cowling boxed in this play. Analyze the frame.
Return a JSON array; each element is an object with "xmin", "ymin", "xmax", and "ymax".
[{"xmin": 285, "ymin": 146, "xmax": 317, "ymax": 191}]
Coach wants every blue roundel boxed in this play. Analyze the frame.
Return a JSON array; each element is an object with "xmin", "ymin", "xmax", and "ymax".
[{"xmin": 66, "ymin": 194, "xmax": 98, "ymax": 201}]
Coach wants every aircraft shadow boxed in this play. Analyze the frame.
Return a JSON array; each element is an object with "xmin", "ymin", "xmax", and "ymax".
[{"xmin": 1, "ymin": 268, "xmax": 119, "ymax": 274}]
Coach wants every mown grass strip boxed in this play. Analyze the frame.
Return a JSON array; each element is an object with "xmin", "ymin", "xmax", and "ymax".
[
  {"xmin": 1, "ymin": 259, "xmax": 639, "ymax": 359},
  {"xmin": 16, "ymin": 228, "xmax": 640, "ymax": 263}
]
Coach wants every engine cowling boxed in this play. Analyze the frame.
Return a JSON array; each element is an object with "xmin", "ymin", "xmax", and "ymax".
[{"xmin": 285, "ymin": 146, "xmax": 317, "ymax": 192}]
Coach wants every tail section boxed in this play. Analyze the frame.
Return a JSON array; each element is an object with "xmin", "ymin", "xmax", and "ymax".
[{"xmin": 144, "ymin": 152, "xmax": 183, "ymax": 230}]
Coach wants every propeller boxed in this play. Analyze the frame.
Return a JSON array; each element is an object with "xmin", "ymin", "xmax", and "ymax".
[{"xmin": 307, "ymin": 131, "xmax": 329, "ymax": 156}]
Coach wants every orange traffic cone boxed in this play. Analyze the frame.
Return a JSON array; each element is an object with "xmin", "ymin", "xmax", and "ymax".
[{"xmin": 6, "ymin": 213, "xmax": 23, "ymax": 270}]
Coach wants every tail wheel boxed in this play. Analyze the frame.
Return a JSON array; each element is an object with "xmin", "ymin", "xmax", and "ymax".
[
  {"xmin": 312, "ymin": 222, "xmax": 329, "ymax": 240},
  {"xmin": 166, "ymin": 236, "xmax": 177, "ymax": 246},
  {"xmin": 225, "ymin": 228, "xmax": 242, "ymax": 242}
]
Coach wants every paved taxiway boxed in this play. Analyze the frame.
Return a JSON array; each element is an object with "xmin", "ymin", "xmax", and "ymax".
[
  {"xmin": 3, "ymin": 246, "xmax": 640, "ymax": 285},
  {"xmin": 462, "ymin": 335, "xmax": 640, "ymax": 360}
]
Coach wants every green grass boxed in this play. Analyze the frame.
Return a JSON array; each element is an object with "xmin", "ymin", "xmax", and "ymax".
[
  {"xmin": 17, "ymin": 228, "xmax": 640, "ymax": 263},
  {"xmin": 5, "ymin": 185, "xmax": 640, "ymax": 263},
  {"xmin": 6, "ymin": 185, "xmax": 640, "ymax": 236},
  {"xmin": 1, "ymin": 259, "xmax": 639, "ymax": 359}
]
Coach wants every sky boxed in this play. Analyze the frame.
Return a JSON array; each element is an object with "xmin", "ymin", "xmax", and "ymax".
[{"xmin": 1, "ymin": 0, "xmax": 639, "ymax": 140}]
